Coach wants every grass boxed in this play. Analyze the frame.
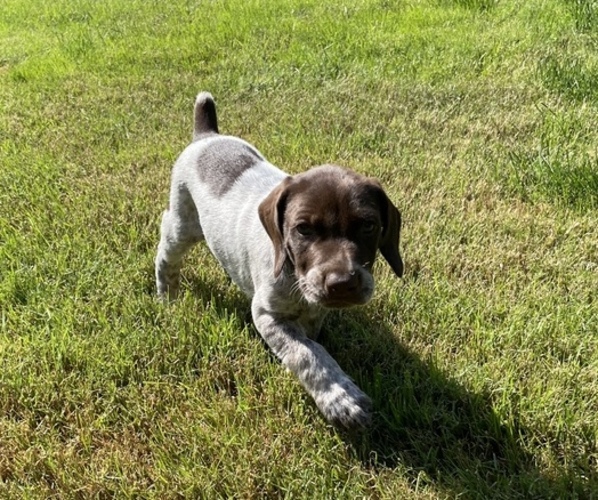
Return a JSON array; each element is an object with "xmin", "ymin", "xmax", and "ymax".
[
  {"xmin": 505, "ymin": 105, "xmax": 598, "ymax": 209},
  {"xmin": 1, "ymin": 0, "xmax": 597, "ymax": 497}
]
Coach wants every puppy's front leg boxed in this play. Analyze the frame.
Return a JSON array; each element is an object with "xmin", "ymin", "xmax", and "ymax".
[{"xmin": 252, "ymin": 300, "xmax": 372, "ymax": 429}]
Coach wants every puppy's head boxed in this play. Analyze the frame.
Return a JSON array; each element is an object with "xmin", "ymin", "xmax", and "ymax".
[{"xmin": 258, "ymin": 165, "xmax": 403, "ymax": 308}]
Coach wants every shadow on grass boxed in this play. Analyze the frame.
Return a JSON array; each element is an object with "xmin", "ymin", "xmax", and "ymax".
[
  {"xmin": 177, "ymin": 269, "xmax": 593, "ymax": 498},
  {"xmin": 321, "ymin": 309, "xmax": 595, "ymax": 499}
]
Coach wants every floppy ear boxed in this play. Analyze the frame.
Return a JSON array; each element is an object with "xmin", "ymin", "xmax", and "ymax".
[
  {"xmin": 258, "ymin": 177, "xmax": 292, "ymax": 277},
  {"xmin": 377, "ymin": 188, "xmax": 404, "ymax": 278}
]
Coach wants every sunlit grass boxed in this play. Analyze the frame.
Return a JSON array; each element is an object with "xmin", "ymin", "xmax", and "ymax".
[{"xmin": 1, "ymin": 0, "xmax": 597, "ymax": 498}]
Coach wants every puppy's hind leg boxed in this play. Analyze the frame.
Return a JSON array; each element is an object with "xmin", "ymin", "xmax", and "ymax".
[{"xmin": 155, "ymin": 185, "xmax": 203, "ymax": 299}]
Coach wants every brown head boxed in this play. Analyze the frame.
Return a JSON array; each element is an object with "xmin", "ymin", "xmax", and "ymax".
[{"xmin": 258, "ymin": 165, "xmax": 403, "ymax": 308}]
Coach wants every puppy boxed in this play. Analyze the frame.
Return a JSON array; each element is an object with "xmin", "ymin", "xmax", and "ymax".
[{"xmin": 155, "ymin": 92, "xmax": 403, "ymax": 428}]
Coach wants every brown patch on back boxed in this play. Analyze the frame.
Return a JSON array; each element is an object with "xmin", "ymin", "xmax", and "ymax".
[{"xmin": 197, "ymin": 138, "xmax": 264, "ymax": 197}]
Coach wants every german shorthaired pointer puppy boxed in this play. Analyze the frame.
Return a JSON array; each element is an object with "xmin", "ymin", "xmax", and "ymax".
[{"xmin": 155, "ymin": 92, "xmax": 404, "ymax": 429}]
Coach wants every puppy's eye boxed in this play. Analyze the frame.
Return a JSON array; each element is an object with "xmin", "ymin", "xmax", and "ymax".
[
  {"xmin": 295, "ymin": 223, "xmax": 315, "ymax": 236},
  {"xmin": 362, "ymin": 221, "xmax": 378, "ymax": 234}
]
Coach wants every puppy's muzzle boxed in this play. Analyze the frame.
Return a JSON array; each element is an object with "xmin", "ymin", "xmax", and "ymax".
[{"xmin": 321, "ymin": 269, "xmax": 371, "ymax": 308}]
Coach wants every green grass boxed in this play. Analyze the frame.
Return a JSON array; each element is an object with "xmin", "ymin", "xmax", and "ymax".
[{"xmin": 1, "ymin": 0, "xmax": 597, "ymax": 497}]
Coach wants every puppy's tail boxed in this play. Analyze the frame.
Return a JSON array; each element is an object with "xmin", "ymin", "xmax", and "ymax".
[{"xmin": 193, "ymin": 91, "xmax": 218, "ymax": 140}]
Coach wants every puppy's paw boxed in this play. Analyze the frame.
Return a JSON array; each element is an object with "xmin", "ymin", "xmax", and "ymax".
[
  {"xmin": 156, "ymin": 282, "xmax": 179, "ymax": 301},
  {"xmin": 155, "ymin": 260, "xmax": 181, "ymax": 301},
  {"xmin": 317, "ymin": 380, "xmax": 372, "ymax": 430}
]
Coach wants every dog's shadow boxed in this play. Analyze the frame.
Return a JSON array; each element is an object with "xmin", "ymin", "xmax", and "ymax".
[
  {"xmin": 320, "ymin": 308, "xmax": 594, "ymax": 498},
  {"xmin": 174, "ymin": 269, "xmax": 590, "ymax": 498}
]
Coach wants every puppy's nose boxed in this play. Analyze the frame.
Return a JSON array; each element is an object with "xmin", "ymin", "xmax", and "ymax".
[{"xmin": 324, "ymin": 271, "xmax": 361, "ymax": 295}]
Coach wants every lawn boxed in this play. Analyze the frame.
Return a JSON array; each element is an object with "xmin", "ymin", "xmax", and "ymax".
[{"xmin": 1, "ymin": 0, "xmax": 597, "ymax": 497}]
